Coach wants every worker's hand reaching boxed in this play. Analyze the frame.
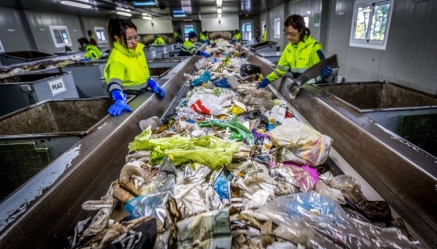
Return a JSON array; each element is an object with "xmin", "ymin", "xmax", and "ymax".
[
  {"xmin": 147, "ymin": 78, "xmax": 166, "ymax": 99},
  {"xmin": 257, "ymin": 78, "xmax": 271, "ymax": 88},
  {"xmin": 321, "ymin": 65, "xmax": 333, "ymax": 78},
  {"xmin": 198, "ymin": 51, "xmax": 210, "ymax": 58},
  {"xmin": 108, "ymin": 90, "xmax": 132, "ymax": 116}
]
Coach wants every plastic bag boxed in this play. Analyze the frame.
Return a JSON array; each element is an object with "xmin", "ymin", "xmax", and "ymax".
[
  {"xmin": 198, "ymin": 117, "xmax": 255, "ymax": 145},
  {"xmin": 191, "ymin": 70, "xmax": 211, "ymax": 87},
  {"xmin": 240, "ymin": 64, "xmax": 261, "ymax": 76},
  {"xmin": 239, "ymin": 110, "xmax": 270, "ymax": 130},
  {"xmin": 252, "ymin": 192, "xmax": 421, "ymax": 248},
  {"xmin": 269, "ymin": 118, "xmax": 332, "ymax": 166},
  {"xmin": 213, "ymin": 167, "xmax": 234, "ymax": 202}
]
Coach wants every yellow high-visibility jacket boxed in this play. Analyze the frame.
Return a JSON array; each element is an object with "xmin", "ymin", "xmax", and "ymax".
[
  {"xmin": 262, "ymin": 30, "xmax": 267, "ymax": 42},
  {"xmin": 179, "ymin": 40, "xmax": 198, "ymax": 56},
  {"xmin": 266, "ymin": 35, "xmax": 324, "ymax": 84},
  {"xmin": 84, "ymin": 44, "xmax": 102, "ymax": 60},
  {"xmin": 152, "ymin": 37, "xmax": 166, "ymax": 45},
  {"xmin": 232, "ymin": 33, "xmax": 241, "ymax": 42},
  {"xmin": 104, "ymin": 42, "xmax": 150, "ymax": 92}
]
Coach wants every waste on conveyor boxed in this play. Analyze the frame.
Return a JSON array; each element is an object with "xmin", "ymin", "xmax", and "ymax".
[
  {"xmin": 68, "ymin": 39, "xmax": 422, "ymax": 249},
  {"xmin": 0, "ymin": 54, "xmax": 82, "ymax": 79}
]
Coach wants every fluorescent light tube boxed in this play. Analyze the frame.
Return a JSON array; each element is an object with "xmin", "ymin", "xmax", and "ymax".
[
  {"xmin": 142, "ymin": 16, "xmax": 152, "ymax": 20},
  {"xmin": 116, "ymin": 11, "xmax": 132, "ymax": 17},
  {"xmin": 217, "ymin": 7, "xmax": 222, "ymax": 14},
  {"xmin": 216, "ymin": 0, "xmax": 222, "ymax": 6},
  {"xmin": 218, "ymin": 13, "xmax": 222, "ymax": 18},
  {"xmin": 133, "ymin": 1, "xmax": 157, "ymax": 6},
  {"xmin": 60, "ymin": 0, "xmax": 91, "ymax": 9}
]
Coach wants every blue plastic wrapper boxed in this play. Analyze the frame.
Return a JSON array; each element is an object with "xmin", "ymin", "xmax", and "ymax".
[
  {"xmin": 212, "ymin": 78, "xmax": 232, "ymax": 89},
  {"xmin": 191, "ymin": 70, "xmax": 211, "ymax": 87},
  {"xmin": 124, "ymin": 192, "xmax": 172, "ymax": 222},
  {"xmin": 213, "ymin": 167, "xmax": 234, "ymax": 201}
]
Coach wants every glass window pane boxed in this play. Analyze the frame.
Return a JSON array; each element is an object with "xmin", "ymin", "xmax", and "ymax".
[
  {"xmin": 354, "ymin": 5, "xmax": 371, "ymax": 40},
  {"xmin": 54, "ymin": 30, "xmax": 63, "ymax": 43},
  {"xmin": 370, "ymin": 3, "xmax": 390, "ymax": 41}
]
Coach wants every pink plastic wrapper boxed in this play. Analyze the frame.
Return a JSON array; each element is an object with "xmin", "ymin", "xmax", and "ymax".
[{"xmin": 283, "ymin": 163, "xmax": 319, "ymax": 192}]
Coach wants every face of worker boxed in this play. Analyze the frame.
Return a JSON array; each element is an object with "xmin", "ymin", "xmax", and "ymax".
[
  {"xmin": 284, "ymin": 25, "xmax": 302, "ymax": 45},
  {"xmin": 124, "ymin": 28, "xmax": 139, "ymax": 50},
  {"xmin": 190, "ymin": 37, "xmax": 198, "ymax": 43}
]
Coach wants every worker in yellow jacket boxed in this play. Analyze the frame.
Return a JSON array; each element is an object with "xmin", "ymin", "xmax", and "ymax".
[
  {"xmin": 262, "ymin": 24, "xmax": 267, "ymax": 42},
  {"xmin": 104, "ymin": 18, "xmax": 165, "ymax": 116},
  {"xmin": 258, "ymin": 14, "xmax": 332, "ymax": 88},
  {"xmin": 230, "ymin": 29, "xmax": 241, "ymax": 44},
  {"xmin": 78, "ymin": 37, "xmax": 102, "ymax": 60},
  {"xmin": 152, "ymin": 34, "xmax": 166, "ymax": 45},
  {"xmin": 178, "ymin": 31, "xmax": 210, "ymax": 57}
]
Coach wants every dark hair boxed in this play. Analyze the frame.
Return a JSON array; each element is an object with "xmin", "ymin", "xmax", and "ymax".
[
  {"xmin": 284, "ymin": 14, "xmax": 310, "ymax": 42},
  {"xmin": 106, "ymin": 17, "xmax": 137, "ymax": 48},
  {"xmin": 78, "ymin": 37, "xmax": 90, "ymax": 47},
  {"xmin": 87, "ymin": 30, "xmax": 93, "ymax": 36}
]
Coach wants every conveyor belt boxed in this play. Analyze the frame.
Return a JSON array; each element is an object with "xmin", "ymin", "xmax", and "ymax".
[{"xmin": 0, "ymin": 50, "xmax": 436, "ymax": 248}]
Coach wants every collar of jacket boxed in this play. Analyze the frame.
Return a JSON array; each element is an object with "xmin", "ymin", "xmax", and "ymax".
[
  {"xmin": 113, "ymin": 41, "xmax": 144, "ymax": 57},
  {"xmin": 291, "ymin": 35, "xmax": 316, "ymax": 49}
]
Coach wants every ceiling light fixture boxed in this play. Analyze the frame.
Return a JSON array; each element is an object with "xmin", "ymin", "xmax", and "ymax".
[
  {"xmin": 116, "ymin": 11, "xmax": 132, "ymax": 17},
  {"xmin": 133, "ymin": 0, "xmax": 157, "ymax": 6},
  {"xmin": 218, "ymin": 13, "xmax": 222, "ymax": 18},
  {"xmin": 142, "ymin": 16, "xmax": 152, "ymax": 20},
  {"xmin": 217, "ymin": 7, "xmax": 222, "ymax": 14},
  {"xmin": 60, "ymin": 0, "xmax": 92, "ymax": 9},
  {"xmin": 216, "ymin": 0, "xmax": 222, "ymax": 6}
]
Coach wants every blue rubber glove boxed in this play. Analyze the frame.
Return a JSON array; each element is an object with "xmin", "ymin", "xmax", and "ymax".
[
  {"xmin": 147, "ymin": 78, "xmax": 165, "ymax": 99},
  {"xmin": 198, "ymin": 51, "xmax": 210, "ymax": 58},
  {"xmin": 108, "ymin": 90, "xmax": 132, "ymax": 116},
  {"xmin": 321, "ymin": 65, "xmax": 333, "ymax": 78},
  {"xmin": 229, "ymin": 39, "xmax": 236, "ymax": 44},
  {"xmin": 257, "ymin": 78, "xmax": 270, "ymax": 88}
]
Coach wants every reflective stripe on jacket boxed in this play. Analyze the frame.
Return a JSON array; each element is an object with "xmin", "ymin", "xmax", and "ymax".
[
  {"xmin": 104, "ymin": 42, "xmax": 150, "ymax": 88},
  {"xmin": 179, "ymin": 40, "xmax": 198, "ymax": 56},
  {"xmin": 266, "ymin": 35, "xmax": 324, "ymax": 84}
]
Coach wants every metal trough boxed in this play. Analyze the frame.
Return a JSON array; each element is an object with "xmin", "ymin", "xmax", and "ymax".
[
  {"xmin": 248, "ymin": 41, "xmax": 278, "ymax": 53},
  {"xmin": 314, "ymin": 81, "xmax": 437, "ymax": 156},
  {"xmin": 0, "ymin": 97, "xmax": 112, "ymax": 202},
  {"xmin": 0, "ymin": 51, "xmax": 56, "ymax": 66},
  {"xmin": 0, "ymin": 72, "xmax": 79, "ymax": 117},
  {"xmin": 1, "ymin": 50, "xmax": 436, "ymax": 248}
]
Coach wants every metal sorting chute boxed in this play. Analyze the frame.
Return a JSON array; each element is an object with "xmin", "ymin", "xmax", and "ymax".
[{"xmin": 0, "ymin": 49, "xmax": 436, "ymax": 248}]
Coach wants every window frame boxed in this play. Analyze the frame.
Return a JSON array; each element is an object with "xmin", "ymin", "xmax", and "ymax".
[
  {"xmin": 94, "ymin": 27, "xmax": 107, "ymax": 44},
  {"xmin": 0, "ymin": 39, "xmax": 4, "ymax": 52},
  {"xmin": 49, "ymin": 25, "xmax": 72, "ymax": 48},
  {"xmin": 349, "ymin": 0, "xmax": 394, "ymax": 50},
  {"xmin": 274, "ymin": 18, "xmax": 281, "ymax": 39}
]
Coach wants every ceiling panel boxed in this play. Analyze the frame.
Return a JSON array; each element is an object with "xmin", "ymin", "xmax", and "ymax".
[{"xmin": 0, "ymin": 0, "xmax": 288, "ymax": 20}]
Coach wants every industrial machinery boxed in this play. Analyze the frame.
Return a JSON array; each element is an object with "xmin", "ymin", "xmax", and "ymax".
[{"xmin": 0, "ymin": 49, "xmax": 436, "ymax": 248}]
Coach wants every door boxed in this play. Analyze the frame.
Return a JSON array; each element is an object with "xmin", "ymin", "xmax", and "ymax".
[{"xmin": 241, "ymin": 21, "xmax": 253, "ymax": 41}]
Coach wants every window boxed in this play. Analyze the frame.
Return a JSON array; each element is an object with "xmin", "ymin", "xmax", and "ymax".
[
  {"xmin": 274, "ymin": 18, "xmax": 280, "ymax": 38},
  {"xmin": 349, "ymin": 0, "xmax": 393, "ymax": 50},
  {"xmin": 49, "ymin": 25, "xmax": 72, "ymax": 47},
  {"xmin": 94, "ymin": 27, "xmax": 107, "ymax": 43},
  {"xmin": 241, "ymin": 21, "xmax": 252, "ymax": 41},
  {"xmin": 304, "ymin": 16, "xmax": 309, "ymax": 28},
  {"xmin": 0, "ymin": 39, "xmax": 4, "ymax": 52}
]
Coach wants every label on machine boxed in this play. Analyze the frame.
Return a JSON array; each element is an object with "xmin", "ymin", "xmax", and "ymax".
[{"xmin": 48, "ymin": 78, "xmax": 67, "ymax": 95}]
